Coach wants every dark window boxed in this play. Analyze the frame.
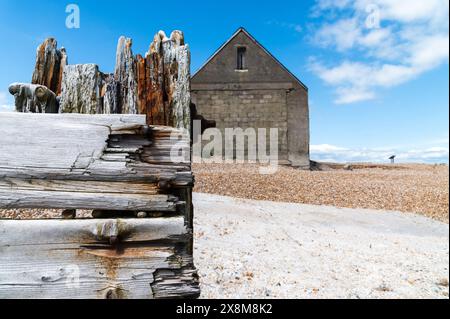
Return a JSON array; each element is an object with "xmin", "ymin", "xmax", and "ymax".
[{"xmin": 237, "ymin": 47, "xmax": 246, "ymax": 70}]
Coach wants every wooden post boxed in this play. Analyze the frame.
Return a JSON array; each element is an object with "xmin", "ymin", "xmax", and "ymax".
[
  {"xmin": 11, "ymin": 30, "xmax": 192, "ymax": 133},
  {"xmin": 0, "ymin": 113, "xmax": 199, "ymax": 299}
]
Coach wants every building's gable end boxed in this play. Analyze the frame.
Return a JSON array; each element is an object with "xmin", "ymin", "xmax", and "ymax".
[
  {"xmin": 192, "ymin": 28, "xmax": 243, "ymax": 81},
  {"xmin": 237, "ymin": 29, "xmax": 308, "ymax": 91},
  {"xmin": 192, "ymin": 28, "xmax": 308, "ymax": 91}
]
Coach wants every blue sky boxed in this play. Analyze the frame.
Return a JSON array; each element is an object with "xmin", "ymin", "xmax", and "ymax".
[{"xmin": 0, "ymin": 0, "xmax": 448, "ymax": 163}]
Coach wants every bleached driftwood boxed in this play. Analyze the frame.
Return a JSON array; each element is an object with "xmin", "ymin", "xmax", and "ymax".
[
  {"xmin": 115, "ymin": 37, "xmax": 139, "ymax": 115},
  {"xmin": 59, "ymin": 64, "xmax": 104, "ymax": 114},
  {"xmin": 8, "ymin": 83, "xmax": 58, "ymax": 113},
  {"xmin": 0, "ymin": 113, "xmax": 192, "ymax": 192},
  {"xmin": 0, "ymin": 113, "xmax": 191, "ymax": 210},
  {"xmin": 13, "ymin": 32, "xmax": 191, "ymax": 133},
  {"xmin": 0, "ymin": 218, "xmax": 199, "ymax": 299},
  {"xmin": 0, "ymin": 113, "xmax": 198, "ymax": 298},
  {"xmin": 3, "ymin": 27, "xmax": 197, "ymax": 298},
  {"xmin": 102, "ymin": 74, "xmax": 121, "ymax": 114}
]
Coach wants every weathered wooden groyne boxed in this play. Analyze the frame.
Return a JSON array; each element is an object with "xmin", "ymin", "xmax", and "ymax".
[{"xmin": 2, "ymin": 31, "xmax": 199, "ymax": 299}]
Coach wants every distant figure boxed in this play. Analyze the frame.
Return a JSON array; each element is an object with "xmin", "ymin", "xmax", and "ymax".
[{"xmin": 389, "ymin": 155, "xmax": 396, "ymax": 164}]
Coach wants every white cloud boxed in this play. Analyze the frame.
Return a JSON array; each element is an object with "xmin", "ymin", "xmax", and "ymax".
[
  {"xmin": 360, "ymin": 0, "xmax": 449, "ymax": 23},
  {"xmin": 0, "ymin": 91, "xmax": 14, "ymax": 112},
  {"xmin": 335, "ymin": 87, "xmax": 375, "ymax": 104},
  {"xmin": 311, "ymin": 144, "xmax": 348, "ymax": 153},
  {"xmin": 408, "ymin": 35, "xmax": 449, "ymax": 69},
  {"xmin": 314, "ymin": 18, "xmax": 361, "ymax": 51},
  {"xmin": 359, "ymin": 28, "xmax": 392, "ymax": 47},
  {"xmin": 309, "ymin": 0, "xmax": 449, "ymax": 104},
  {"xmin": 311, "ymin": 0, "xmax": 352, "ymax": 15},
  {"xmin": 311, "ymin": 143, "xmax": 449, "ymax": 163}
]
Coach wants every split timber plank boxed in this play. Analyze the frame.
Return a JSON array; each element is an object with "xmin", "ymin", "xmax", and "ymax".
[
  {"xmin": 0, "ymin": 179, "xmax": 159, "ymax": 195},
  {"xmin": 0, "ymin": 218, "xmax": 199, "ymax": 299},
  {"xmin": 0, "ymin": 113, "xmax": 193, "ymax": 211},
  {"xmin": 0, "ymin": 112, "xmax": 147, "ymax": 125},
  {"xmin": 0, "ymin": 189, "xmax": 176, "ymax": 211},
  {"xmin": 0, "ymin": 113, "xmax": 199, "ymax": 299}
]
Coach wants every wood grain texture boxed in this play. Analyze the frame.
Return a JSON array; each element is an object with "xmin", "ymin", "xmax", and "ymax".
[
  {"xmin": 0, "ymin": 189, "xmax": 176, "ymax": 211},
  {"xmin": 59, "ymin": 64, "xmax": 104, "ymax": 114},
  {"xmin": 0, "ymin": 218, "xmax": 199, "ymax": 299},
  {"xmin": 0, "ymin": 113, "xmax": 199, "ymax": 299},
  {"xmin": 116, "ymin": 31, "xmax": 191, "ymax": 129},
  {"xmin": 31, "ymin": 38, "xmax": 66, "ymax": 95},
  {"xmin": 0, "ymin": 113, "xmax": 192, "ymax": 211}
]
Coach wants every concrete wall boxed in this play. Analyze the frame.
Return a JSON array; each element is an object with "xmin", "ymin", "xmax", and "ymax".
[
  {"xmin": 191, "ymin": 87, "xmax": 289, "ymax": 161},
  {"xmin": 191, "ymin": 29, "xmax": 310, "ymax": 167},
  {"xmin": 287, "ymin": 83, "xmax": 310, "ymax": 167}
]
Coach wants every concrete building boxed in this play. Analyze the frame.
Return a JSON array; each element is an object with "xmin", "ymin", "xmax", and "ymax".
[{"xmin": 191, "ymin": 28, "xmax": 310, "ymax": 168}]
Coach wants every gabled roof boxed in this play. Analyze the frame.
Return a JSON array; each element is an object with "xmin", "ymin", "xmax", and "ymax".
[{"xmin": 192, "ymin": 27, "xmax": 308, "ymax": 91}]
